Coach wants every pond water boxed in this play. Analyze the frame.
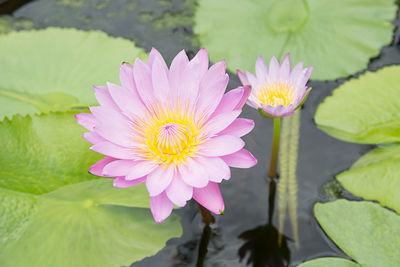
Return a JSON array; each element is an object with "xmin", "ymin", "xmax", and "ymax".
[{"xmin": 2, "ymin": 1, "xmax": 400, "ymax": 266}]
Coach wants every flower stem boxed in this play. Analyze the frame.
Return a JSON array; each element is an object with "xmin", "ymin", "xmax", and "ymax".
[
  {"xmin": 268, "ymin": 118, "xmax": 281, "ymax": 179},
  {"xmin": 196, "ymin": 224, "xmax": 211, "ymax": 267},
  {"xmin": 268, "ymin": 178, "xmax": 277, "ymax": 225},
  {"xmin": 197, "ymin": 202, "xmax": 215, "ymax": 224}
]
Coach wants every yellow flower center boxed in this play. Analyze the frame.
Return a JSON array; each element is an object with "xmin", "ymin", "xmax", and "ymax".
[
  {"xmin": 256, "ymin": 82, "xmax": 295, "ymax": 107},
  {"xmin": 132, "ymin": 102, "xmax": 206, "ymax": 166},
  {"xmin": 154, "ymin": 122, "xmax": 189, "ymax": 155}
]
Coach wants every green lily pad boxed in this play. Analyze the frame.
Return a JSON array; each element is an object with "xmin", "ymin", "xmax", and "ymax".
[
  {"xmin": 0, "ymin": 27, "xmax": 146, "ymax": 120},
  {"xmin": 194, "ymin": 0, "xmax": 396, "ymax": 80},
  {"xmin": 0, "ymin": 112, "xmax": 182, "ymax": 266},
  {"xmin": 315, "ymin": 66, "xmax": 400, "ymax": 143},
  {"xmin": 337, "ymin": 144, "xmax": 400, "ymax": 213},
  {"xmin": 298, "ymin": 257, "xmax": 360, "ymax": 267},
  {"xmin": 0, "ymin": 188, "xmax": 38, "ymax": 246},
  {"xmin": 314, "ymin": 200, "xmax": 400, "ymax": 266},
  {"xmin": 1, "ymin": 179, "xmax": 181, "ymax": 267},
  {"xmin": 0, "ymin": 112, "xmax": 102, "ymax": 195}
]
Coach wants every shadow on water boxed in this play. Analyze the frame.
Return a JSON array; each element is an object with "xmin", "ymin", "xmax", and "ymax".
[
  {"xmin": 0, "ymin": 0, "xmax": 31, "ymax": 14},
  {"xmin": 195, "ymin": 203, "xmax": 215, "ymax": 267},
  {"xmin": 238, "ymin": 179, "xmax": 291, "ymax": 267},
  {"xmin": 196, "ymin": 224, "xmax": 212, "ymax": 267},
  {"xmin": 196, "ymin": 179, "xmax": 291, "ymax": 267}
]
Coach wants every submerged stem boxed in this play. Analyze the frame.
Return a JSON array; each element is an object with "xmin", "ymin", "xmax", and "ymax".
[
  {"xmin": 196, "ymin": 224, "xmax": 211, "ymax": 267},
  {"xmin": 195, "ymin": 203, "xmax": 215, "ymax": 266},
  {"xmin": 197, "ymin": 202, "xmax": 215, "ymax": 224},
  {"xmin": 268, "ymin": 178, "xmax": 277, "ymax": 226},
  {"xmin": 268, "ymin": 118, "xmax": 281, "ymax": 179}
]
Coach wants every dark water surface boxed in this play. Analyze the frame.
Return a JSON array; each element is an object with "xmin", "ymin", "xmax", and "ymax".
[{"xmin": 2, "ymin": 0, "xmax": 400, "ymax": 266}]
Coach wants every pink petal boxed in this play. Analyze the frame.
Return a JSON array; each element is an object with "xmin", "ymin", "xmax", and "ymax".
[
  {"xmin": 90, "ymin": 141, "xmax": 136, "ymax": 159},
  {"xmin": 193, "ymin": 182, "xmax": 225, "ymax": 215},
  {"xmin": 300, "ymin": 66, "xmax": 314, "ymax": 87},
  {"xmin": 119, "ymin": 62, "xmax": 135, "ymax": 91},
  {"xmin": 268, "ymin": 56, "xmax": 280, "ymax": 83},
  {"xmin": 196, "ymin": 74, "xmax": 229, "ymax": 119},
  {"xmin": 260, "ymin": 103, "xmax": 295, "ymax": 118},
  {"xmin": 150, "ymin": 192, "xmax": 173, "ymax": 223},
  {"xmin": 205, "ymin": 110, "xmax": 241, "ymax": 136},
  {"xmin": 295, "ymin": 87, "xmax": 311, "ymax": 107},
  {"xmin": 152, "ymin": 57, "xmax": 170, "ymax": 103},
  {"xmin": 102, "ymin": 159, "xmax": 137, "ymax": 176},
  {"xmin": 89, "ymin": 106, "xmax": 133, "ymax": 147},
  {"xmin": 89, "ymin": 157, "xmax": 116, "ymax": 176},
  {"xmin": 237, "ymin": 69, "xmax": 249, "ymax": 86},
  {"xmin": 93, "ymin": 85, "xmax": 119, "ymax": 111},
  {"xmin": 245, "ymin": 71, "xmax": 258, "ymax": 88},
  {"xmin": 178, "ymin": 59, "xmax": 200, "ymax": 106},
  {"xmin": 221, "ymin": 149, "xmax": 257, "ymax": 168},
  {"xmin": 169, "ymin": 50, "xmax": 189, "ymax": 99},
  {"xmin": 294, "ymin": 85, "xmax": 307, "ymax": 100},
  {"xmin": 179, "ymin": 157, "xmax": 209, "ymax": 188},
  {"xmin": 107, "ymin": 82, "xmax": 147, "ymax": 119},
  {"xmin": 212, "ymin": 87, "xmax": 244, "ymax": 117},
  {"xmin": 191, "ymin": 48, "xmax": 209, "ymax": 79},
  {"xmin": 126, "ymin": 161, "xmax": 158, "ymax": 180},
  {"xmin": 196, "ymin": 60, "xmax": 227, "ymax": 116},
  {"xmin": 218, "ymin": 118, "xmax": 255, "ymax": 137},
  {"xmin": 235, "ymin": 86, "xmax": 251, "ymax": 110},
  {"xmin": 148, "ymin": 47, "xmax": 168, "ymax": 71},
  {"xmin": 281, "ymin": 110, "xmax": 295, "ymax": 117},
  {"xmin": 279, "ymin": 53, "xmax": 291, "ymax": 82},
  {"xmin": 201, "ymin": 60, "xmax": 225, "ymax": 84},
  {"xmin": 246, "ymin": 97, "xmax": 260, "ymax": 109},
  {"xmin": 197, "ymin": 156, "xmax": 230, "ymax": 183},
  {"xmin": 199, "ymin": 135, "xmax": 244, "ymax": 157},
  {"xmin": 133, "ymin": 57, "xmax": 156, "ymax": 107},
  {"xmin": 259, "ymin": 103, "xmax": 281, "ymax": 116},
  {"xmin": 146, "ymin": 165, "xmax": 174, "ymax": 197},
  {"xmin": 75, "ymin": 113, "xmax": 95, "ymax": 131},
  {"xmin": 290, "ymin": 62, "xmax": 305, "ymax": 86},
  {"xmin": 165, "ymin": 173, "xmax": 193, "ymax": 207},
  {"xmin": 113, "ymin": 176, "xmax": 146, "ymax": 188},
  {"xmin": 255, "ymin": 55, "xmax": 268, "ymax": 83},
  {"xmin": 82, "ymin": 132, "xmax": 105, "ymax": 144}
]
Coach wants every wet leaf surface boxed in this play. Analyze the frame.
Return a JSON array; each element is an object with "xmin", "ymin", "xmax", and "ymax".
[
  {"xmin": 0, "ymin": 112, "xmax": 182, "ymax": 266},
  {"xmin": 312, "ymin": 200, "xmax": 400, "ymax": 266},
  {"xmin": 315, "ymin": 66, "xmax": 400, "ymax": 144},
  {"xmin": 0, "ymin": 28, "xmax": 145, "ymax": 119},
  {"xmin": 194, "ymin": 0, "xmax": 397, "ymax": 80},
  {"xmin": 338, "ymin": 144, "xmax": 400, "ymax": 213}
]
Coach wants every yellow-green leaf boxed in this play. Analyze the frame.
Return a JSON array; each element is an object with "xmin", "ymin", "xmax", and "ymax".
[
  {"xmin": 0, "ymin": 28, "xmax": 146, "ymax": 119},
  {"xmin": 194, "ymin": 0, "xmax": 396, "ymax": 81},
  {"xmin": 315, "ymin": 66, "xmax": 400, "ymax": 144}
]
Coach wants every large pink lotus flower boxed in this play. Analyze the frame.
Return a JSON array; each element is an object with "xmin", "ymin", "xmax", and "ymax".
[
  {"xmin": 237, "ymin": 54, "xmax": 313, "ymax": 118},
  {"xmin": 76, "ymin": 48, "xmax": 257, "ymax": 223}
]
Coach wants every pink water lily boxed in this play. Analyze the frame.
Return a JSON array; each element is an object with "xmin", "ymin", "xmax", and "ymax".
[
  {"xmin": 237, "ymin": 54, "xmax": 313, "ymax": 118},
  {"xmin": 76, "ymin": 48, "xmax": 257, "ymax": 222}
]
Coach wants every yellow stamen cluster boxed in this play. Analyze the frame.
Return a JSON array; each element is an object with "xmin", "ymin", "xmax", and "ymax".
[
  {"xmin": 256, "ymin": 82, "xmax": 295, "ymax": 107},
  {"xmin": 132, "ymin": 101, "xmax": 206, "ymax": 166}
]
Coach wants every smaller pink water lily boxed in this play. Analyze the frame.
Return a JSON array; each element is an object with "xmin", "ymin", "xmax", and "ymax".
[
  {"xmin": 237, "ymin": 54, "xmax": 313, "ymax": 118},
  {"xmin": 76, "ymin": 48, "xmax": 257, "ymax": 223}
]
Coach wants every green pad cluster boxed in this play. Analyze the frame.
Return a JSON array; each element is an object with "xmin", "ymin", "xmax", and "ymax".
[
  {"xmin": 194, "ymin": 0, "xmax": 396, "ymax": 80},
  {"xmin": 0, "ymin": 28, "xmax": 146, "ymax": 120}
]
